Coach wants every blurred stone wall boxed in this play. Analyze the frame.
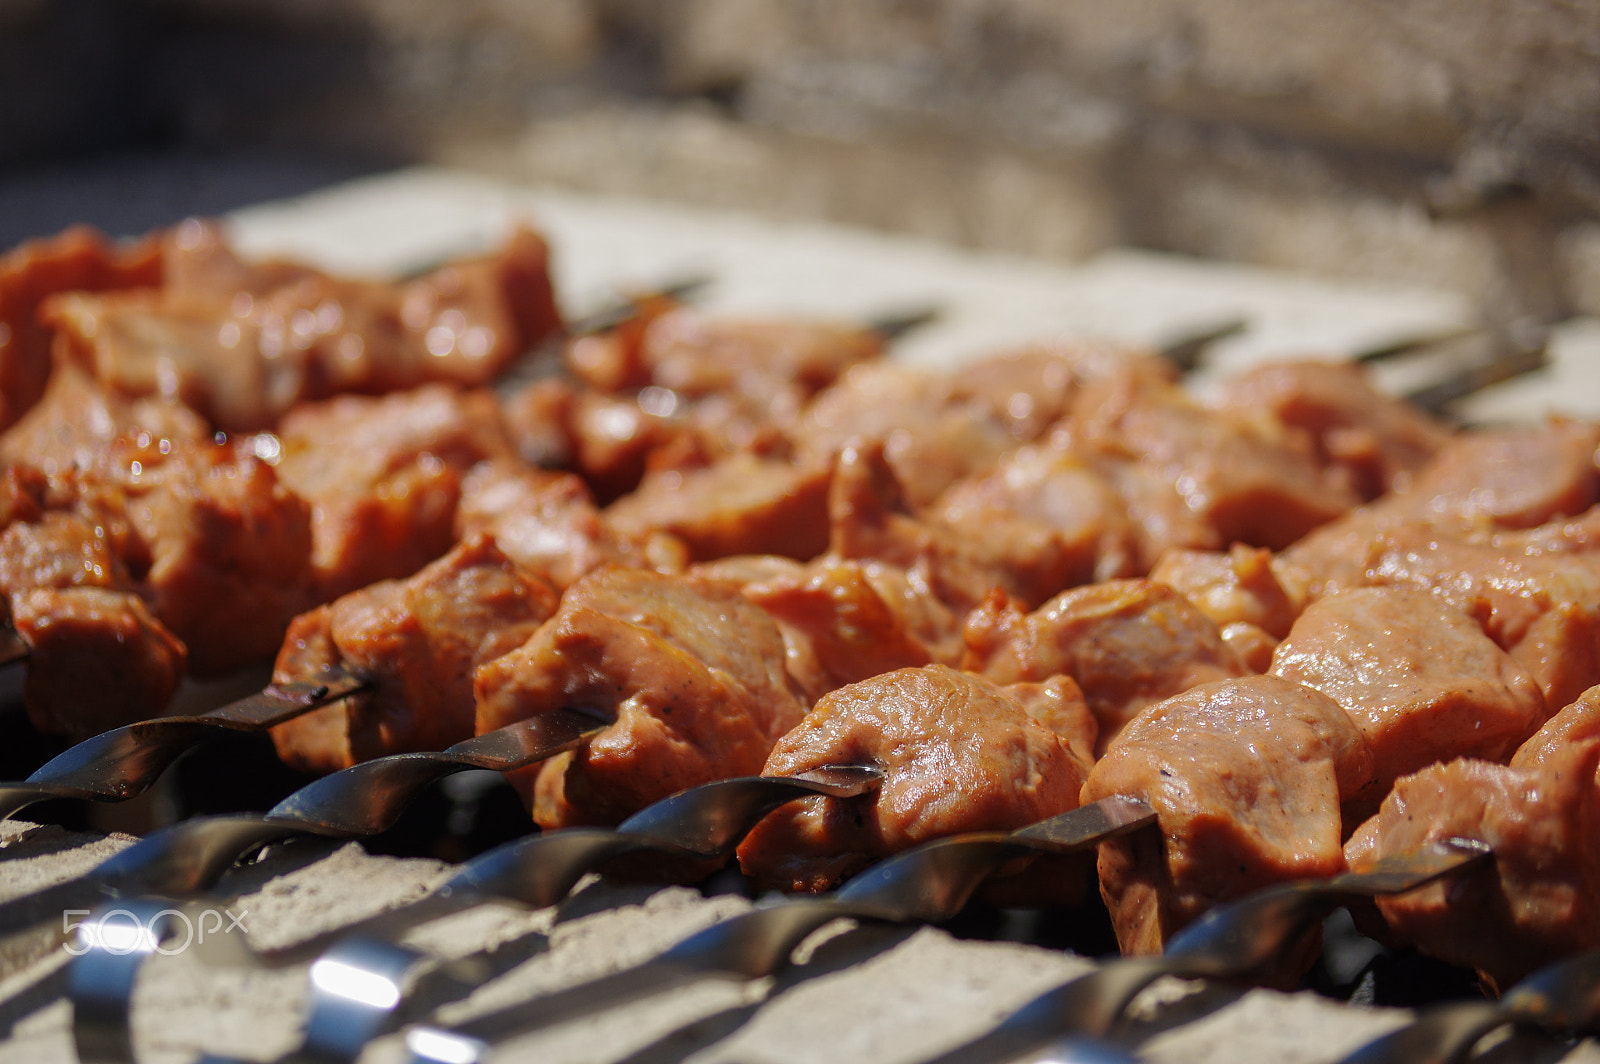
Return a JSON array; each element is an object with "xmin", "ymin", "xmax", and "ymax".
[{"xmin": 6, "ymin": 0, "xmax": 1600, "ymax": 327}]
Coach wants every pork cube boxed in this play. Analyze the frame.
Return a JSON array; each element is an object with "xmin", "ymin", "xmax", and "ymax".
[
  {"xmin": 474, "ymin": 566, "xmax": 807, "ymax": 828},
  {"xmin": 604, "ymin": 454, "xmax": 831, "ymax": 562},
  {"xmin": 737, "ymin": 665, "xmax": 1096, "ymax": 892},
  {"xmin": 1082, "ymin": 675, "xmax": 1376, "ymax": 955},
  {"xmin": 0, "ymin": 224, "xmax": 161, "ymax": 431},
  {"xmin": 1345, "ymin": 741, "xmax": 1600, "ymax": 993},
  {"xmin": 270, "ymin": 534, "xmax": 560, "ymax": 773},
  {"xmin": 1070, "ymin": 371, "xmax": 1361, "ymax": 552},
  {"xmin": 736, "ymin": 558, "xmax": 954, "ymax": 702},
  {"xmin": 456, "ymin": 460, "xmax": 682, "ymax": 589},
  {"xmin": 12, "ymin": 586, "xmax": 186, "ymax": 739},
  {"xmin": 1270, "ymin": 587, "xmax": 1547, "ymax": 817},
  {"xmin": 92, "ymin": 435, "xmax": 316, "ymax": 675},
  {"xmin": 964, "ymin": 580, "xmax": 1248, "ymax": 754},
  {"xmin": 1209, "ymin": 359, "xmax": 1453, "ymax": 500},
  {"xmin": 274, "ymin": 384, "xmax": 516, "ymax": 599}
]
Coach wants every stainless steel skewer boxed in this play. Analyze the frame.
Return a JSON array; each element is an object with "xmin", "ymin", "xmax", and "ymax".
[
  {"xmin": 0, "ymin": 668, "xmax": 370, "ymax": 825},
  {"xmin": 392, "ymin": 795, "xmax": 1157, "ymax": 1064},
  {"xmin": 0, "ymin": 708, "xmax": 608, "ymax": 947},
  {"xmin": 65, "ymin": 765, "xmax": 885, "ymax": 1064},
  {"xmin": 1337, "ymin": 946, "xmax": 1600, "ymax": 1064},
  {"xmin": 910, "ymin": 838, "xmax": 1492, "ymax": 1064}
]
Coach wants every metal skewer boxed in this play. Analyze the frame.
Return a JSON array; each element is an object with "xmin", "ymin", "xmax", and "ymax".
[
  {"xmin": 1337, "ymin": 946, "xmax": 1600, "ymax": 1064},
  {"xmin": 0, "ymin": 668, "xmax": 370, "ymax": 825},
  {"xmin": 65, "ymin": 764, "xmax": 885, "ymax": 1064},
  {"xmin": 391, "ymin": 795, "xmax": 1156, "ymax": 1064},
  {"xmin": 911, "ymin": 838, "xmax": 1492, "ymax": 1064}
]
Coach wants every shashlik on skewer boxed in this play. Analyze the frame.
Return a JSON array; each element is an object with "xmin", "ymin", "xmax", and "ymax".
[{"xmin": 1, "ymin": 212, "xmax": 1593, "ymax": 1021}]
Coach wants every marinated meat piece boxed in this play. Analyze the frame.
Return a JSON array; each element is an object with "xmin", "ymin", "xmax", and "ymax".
[
  {"xmin": 1513, "ymin": 683, "xmax": 1600, "ymax": 770},
  {"xmin": 737, "ymin": 665, "xmax": 1096, "ymax": 892},
  {"xmin": 499, "ymin": 377, "xmax": 577, "ymax": 469},
  {"xmin": 1069, "ymin": 371, "xmax": 1360, "ymax": 552},
  {"xmin": 738, "ymin": 558, "xmax": 949, "ymax": 702},
  {"xmin": 1286, "ymin": 420, "xmax": 1600, "ymax": 589},
  {"xmin": 456, "ymin": 460, "xmax": 683, "ymax": 589},
  {"xmin": 1082, "ymin": 450, "xmax": 1222, "ymax": 570},
  {"xmin": 1345, "ymin": 740, "xmax": 1600, "ymax": 993},
  {"xmin": 270, "ymin": 535, "xmax": 560, "ymax": 773},
  {"xmin": 273, "ymin": 385, "xmax": 516, "ymax": 600},
  {"xmin": 0, "ymin": 360, "xmax": 209, "ymax": 477},
  {"xmin": 0, "ymin": 225, "xmax": 162, "ymax": 431},
  {"xmin": 627, "ymin": 309, "xmax": 884, "ymax": 400},
  {"xmin": 563, "ymin": 389, "xmax": 688, "ymax": 503},
  {"xmin": 950, "ymin": 343, "xmax": 1167, "ymax": 444},
  {"xmin": 827, "ymin": 441, "xmax": 1079, "ymax": 611},
  {"xmin": 1148, "ymin": 546, "xmax": 1311, "ymax": 639},
  {"xmin": 605, "ymin": 454, "xmax": 831, "ymax": 562},
  {"xmin": 1321, "ymin": 525, "xmax": 1600, "ymax": 713},
  {"xmin": 794, "ymin": 362, "xmax": 1024, "ymax": 509},
  {"xmin": 964, "ymin": 580, "xmax": 1248, "ymax": 754},
  {"xmin": 45, "ymin": 222, "xmax": 562, "ymax": 431},
  {"xmin": 12, "ymin": 586, "xmax": 186, "ymax": 739},
  {"xmin": 1269, "ymin": 587, "xmax": 1547, "ymax": 818},
  {"xmin": 1085, "ymin": 675, "xmax": 1375, "ymax": 956},
  {"xmin": 1486, "ymin": 505, "xmax": 1600, "ymax": 556},
  {"xmin": 932, "ymin": 443, "xmax": 1139, "ymax": 588},
  {"xmin": 81, "ymin": 436, "xmax": 314, "ymax": 675},
  {"xmin": 1210, "ymin": 360, "xmax": 1453, "ymax": 499},
  {"xmin": 0, "ymin": 510, "xmax": 131, "ymax": 597},
  {"xmin": 475, "ymin": 565, "xmax": 808, "ymax": 828},
  {"xmin": 1397, "ymin": 419, "xmax": 1600, "ymax": 531}
]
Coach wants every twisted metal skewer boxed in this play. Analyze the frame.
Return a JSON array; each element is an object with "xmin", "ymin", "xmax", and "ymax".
[
  {"xmin": 1337, "ymin": 946, "xmax": 1600, "ymax": 1064},
  {"xmin": 910, "ymin": 838, "xmax": 1492, "ymax": 1064},
  {"xmin": 65, "ymin": 765, "xmax": 884, "ymax": 1064},
  {"xmin": 392, "ymin": 795, "xmax": 1156, "ymax": 1064},
  {"xmin": 0, "ymin": 668, "xmax": 370, "ymax": 825}
]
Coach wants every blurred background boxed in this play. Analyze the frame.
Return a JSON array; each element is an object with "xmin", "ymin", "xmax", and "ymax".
[{"xmin": 2, "ymin": 0, "xmax": 1598, "ymax": 336}]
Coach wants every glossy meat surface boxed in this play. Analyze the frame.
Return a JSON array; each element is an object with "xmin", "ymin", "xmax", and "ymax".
[
  {"xmin": 1210, "ymin": 359, "xmax": 1453, "ymax": 499},
  {"xmin": 91, "ymin": 435, "xmax": 316, "ymax": 675},
  {"xmin": 604, "ymin": 454, "xmax": 831, "ymax": 562},
  {"xmin": 271, "ymin": 534, "xmax": 560, "ymax": 772},
  {"xmin": 44, "ymin": 222, "xmax": 561, "ymax": 431},
  {"xmin": 1082, "ymin": 675, "xmax": 1375, "ymax": 955},
  {"xmin": 737, "ymin": 664, "xmax": 1096, "ymax": 892},
  {"xmin": 12, "ymin": 586, "xmax": 186, "ymax": 738},
  {"xmin": 1345, "ymin": 740, "xmax": 1600, "ymax": 993},
  {"xmin": 1071, "ymin": 372, "xmax": 1361, "ymax": 554},
  {"xmin": 0, "ymin": 360, "xmax": 210, "ymax": 477},
  {"xmin": 1269, "ymin": 587, "xmax": 1548, "ymax": 817},
  {"xmin": 736, "ymin": 558, "xmax": 954, "ymax": 702},
  {"xmin": 0, "ymin": 225, "xmax": 161, "ymax": 432},
  {"xmin": 273, "ymin": 384, "xmax": 516, "ymax": 600},
  {"xmin": 474, "ymin": 566, "xmax": 807, "ymax": 828},
  {"xmin": 456, "ymin": 460, "xmax": 680, "ymax": 589},
  {"xmin": 964, "ymin": 579, "xmax": 1248, "ymax": 754}
]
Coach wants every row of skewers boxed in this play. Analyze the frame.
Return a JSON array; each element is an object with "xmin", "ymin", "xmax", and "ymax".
[{"xmin": 0, "ymin": 213, "xmax": 1594, "ymax": 1062}]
